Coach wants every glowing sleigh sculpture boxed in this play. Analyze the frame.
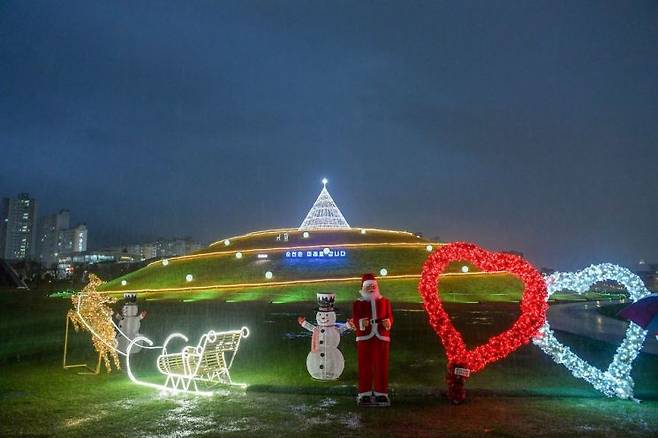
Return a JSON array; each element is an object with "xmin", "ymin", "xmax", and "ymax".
[{"xmin": 126, "ymin": 327, "xmax": 250, "ymax": 396}]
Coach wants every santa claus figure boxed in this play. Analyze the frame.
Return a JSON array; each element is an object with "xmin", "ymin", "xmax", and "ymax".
[{"xmin": 350, "ymin": 273, "xmax": 393, "ymax": 407}]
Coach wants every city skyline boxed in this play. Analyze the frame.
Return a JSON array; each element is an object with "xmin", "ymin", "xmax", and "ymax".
[
  {"xmin": 2, "ymin": 1, "xmax": 658, "ymax": 270},
  {"xmin": 0, "ymin": 192, "xmax": 202, "ymax": 252}
]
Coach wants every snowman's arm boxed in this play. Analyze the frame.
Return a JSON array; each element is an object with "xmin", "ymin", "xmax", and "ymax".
[
  {"xmin": 301, "ymin": 320, "xmax": 316, "ymax": 332},
  {"xmin": 337, "ymin": 322, "xmax": 352, "ymax": 334}
]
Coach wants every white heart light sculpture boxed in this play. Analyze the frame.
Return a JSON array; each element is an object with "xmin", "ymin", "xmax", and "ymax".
[{"xmin": 533, "ymin": 263, "xmax": 651, "ymax": 400}]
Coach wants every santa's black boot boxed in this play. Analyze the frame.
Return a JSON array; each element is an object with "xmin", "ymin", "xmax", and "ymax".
[
  {"xmin": 357, "ymin": 392, "xmax": 375, "ymax": 406},
  {"xmin": 374, "ymin": 393, "xmax": 391, "ymax": 407}
]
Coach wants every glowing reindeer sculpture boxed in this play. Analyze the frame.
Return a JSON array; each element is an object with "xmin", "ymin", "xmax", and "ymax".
[
  {"xmin": 127, "ymin": 327, "xmax": 250, "ymax": 395},
  {"xmin": 64, "ymin": 274, "xmax": 120, "ymax": 374}
]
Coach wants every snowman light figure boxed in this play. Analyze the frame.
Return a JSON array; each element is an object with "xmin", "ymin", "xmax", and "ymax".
[
  {"xmin": 115, "ymin": 293, "xmax": 147, "ymax": 353},
  {"xmin": 297, "ymin": 293, "xmax": 351, "ymax": 380}
]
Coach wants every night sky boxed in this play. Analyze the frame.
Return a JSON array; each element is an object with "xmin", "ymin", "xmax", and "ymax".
[{"xmin": 1, "ymin": 1, "xmax": 657, "ymax": 270}]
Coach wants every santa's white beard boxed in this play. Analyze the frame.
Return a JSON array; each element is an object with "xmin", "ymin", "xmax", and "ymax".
[{"xmin": 360, "ymin": 288, "xmax": 381, "ymax": 301}]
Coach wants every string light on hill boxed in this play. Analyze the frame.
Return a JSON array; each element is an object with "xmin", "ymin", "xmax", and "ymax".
[
  {"xmin": 94, "ymin": 238, "xmax": 448, "ymax": 295},
  {"xmin": 101, "ymin": 270, "xmax": 503, "ymax": 295},
  {"xmin": 144, "ymin": 240, "xmax": 442, "ymax": 267},
  {"xmin": 533, "ymin": 263, "xmax": 651, "ymax": 400},
  {"xmin": 208, "ymin": 227, "xmax": 417, "ymax": 248}
]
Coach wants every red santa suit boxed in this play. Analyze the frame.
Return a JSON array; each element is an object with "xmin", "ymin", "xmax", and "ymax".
[{"xmin": 352, "ymin": 274, "xmax": 393, "ymax": 400}]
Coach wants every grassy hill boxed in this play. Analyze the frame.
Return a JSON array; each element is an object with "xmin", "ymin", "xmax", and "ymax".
[{"xmin": 98, "ymin": 227, "xmax": 520, "ymax": 299}]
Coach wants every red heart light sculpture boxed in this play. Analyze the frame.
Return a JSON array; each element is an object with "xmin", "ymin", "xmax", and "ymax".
[{"xmin": 418, "ymin": 242, "xmax": 547, "ymax": 375}]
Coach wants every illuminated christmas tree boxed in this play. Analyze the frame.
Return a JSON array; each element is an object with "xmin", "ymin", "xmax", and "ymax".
[{"xmin": 299, "ymin": 178, "xmax": 351, "ymax": 230}]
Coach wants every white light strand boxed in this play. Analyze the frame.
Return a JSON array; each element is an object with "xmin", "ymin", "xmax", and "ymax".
[
  {"xmin": 126, "ymin": 328, "xmax": 249, "ymax": 395},
  {"xmin": 111, "ymin": 318, "xmax": 162, "ymax": 351},
  {"xmin": 533, "ymin": 263, "xmax": 650, "ymax": 400}
]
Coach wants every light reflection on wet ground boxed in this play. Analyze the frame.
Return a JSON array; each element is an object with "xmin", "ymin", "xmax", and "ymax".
[{"xmin": 548, "ymin": 302, "xmax": 658, "ymax": 355}]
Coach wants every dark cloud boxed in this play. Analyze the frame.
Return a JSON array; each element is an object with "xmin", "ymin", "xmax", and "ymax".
[{"xmin": 1, "ymin": 0, "xmax": 657, "ymax": 269}]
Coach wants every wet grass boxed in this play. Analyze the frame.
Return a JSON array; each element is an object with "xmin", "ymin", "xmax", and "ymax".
[
  {"xmin": 1, "ymin": 290, "xmax": 657, "ymax": 436},
  {"xmin": 2, "ymin": 363, "xmax": 657, "ymax": 437}
]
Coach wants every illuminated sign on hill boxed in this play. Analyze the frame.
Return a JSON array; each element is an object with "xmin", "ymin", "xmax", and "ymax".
[{"xmin": 285, "ymin": 248, "xmax": 347, "ymax": 258}]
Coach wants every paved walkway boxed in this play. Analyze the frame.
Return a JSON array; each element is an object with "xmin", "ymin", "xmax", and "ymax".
[{"xmin": 548, "ymin": 301, "xmax": 658, "ymax": 355}]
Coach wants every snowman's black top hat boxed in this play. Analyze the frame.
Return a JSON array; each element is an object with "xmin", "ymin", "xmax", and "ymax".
[
  {"xmin": 316, "ymin": 293, "xmax": 336, "ymax": 311},
  {"xmin": 123, "ymin": 293, "xmax": 137, "ymax": 303}
]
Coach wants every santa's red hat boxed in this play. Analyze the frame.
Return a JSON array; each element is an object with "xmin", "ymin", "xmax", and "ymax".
[{"xmin": 361, "ymin": 273, "xmax": 377, "ymax": 287}]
